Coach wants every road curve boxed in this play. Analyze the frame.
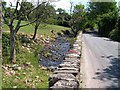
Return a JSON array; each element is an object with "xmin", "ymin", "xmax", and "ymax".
[{"xmin": 81, "ymin": 32, "xmax": 120, "ymax": 88}]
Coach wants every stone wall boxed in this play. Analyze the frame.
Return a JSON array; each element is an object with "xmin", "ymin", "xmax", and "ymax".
[{"xmin": 48, "ymin": 32, "xmax": 82, "ymax": 89}]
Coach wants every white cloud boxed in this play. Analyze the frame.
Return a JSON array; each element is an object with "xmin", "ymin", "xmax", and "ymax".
[{"xmin": 51, "ymin": 0, "xmax": 71, "ymax": 10}]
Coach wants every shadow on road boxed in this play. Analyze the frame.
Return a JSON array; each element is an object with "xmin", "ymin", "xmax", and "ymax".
[
  {"xmin": 93, "ymin": 56, "xmax": 120, "ymax": 88},
  {"xmin": 83, "ymin": 31, "xmax": 119, "ymax": 43}
]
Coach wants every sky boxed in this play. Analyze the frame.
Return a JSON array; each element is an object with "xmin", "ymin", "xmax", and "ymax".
[
  {"xmin": 4, "ymin": 0, "xmax": 120, "ymax": 13},
  {"xmin": 50, "ymin": 0, "xmax": 90, "ymax": 13}
]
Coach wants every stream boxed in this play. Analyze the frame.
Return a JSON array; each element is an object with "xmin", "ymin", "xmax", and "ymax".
[{"xmin": 39, "ymin": 35, "xmax": 71, "ymax": 68}]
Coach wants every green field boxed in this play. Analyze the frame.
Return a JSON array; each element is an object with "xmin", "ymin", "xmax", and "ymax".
[{"xmin": 3, "ymin": 20, "xmax": 70, "ymax": 36}]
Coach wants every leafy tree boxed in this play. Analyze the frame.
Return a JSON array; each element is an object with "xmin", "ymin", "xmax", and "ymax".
[
  {"xmin": 56, "ymin": 8, "xmax": 70, "ymax": 27},
  {"xmin": 71, "ymin": 4, "xmax": 86, "ymax": 36},
  {"xmin": 45, "ymin": 4, "xmax": 57, "ymax": 24},
  {"xmin": 87, "ymin": 2, "xmax": 118, "ymax": 36},
  {"xmin": 2, "ymin": 1, "xmax": 43, "ymax": 63},
  {"xmin": 16, "ymin": 2, "xmax": 34, "ymax": 20},
  {"xmin": 31, "ymin": 1, "xmax": 56, "ymax": 39}
]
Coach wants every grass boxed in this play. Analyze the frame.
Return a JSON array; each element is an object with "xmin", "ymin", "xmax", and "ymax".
[
  {"xmin": 2, "ymin": 51, "xmax": 51, "ymax": 88},
  {"xmin": 2, "ymin": 20, "xmax": 71, "ymax": 88},
  {"xmin": 3, "ymin": 20, "xmax": 70, "ymax": 36},
  {"xmin": 2, "ymin": 33, "xmax": 52, "ymax": 88}
]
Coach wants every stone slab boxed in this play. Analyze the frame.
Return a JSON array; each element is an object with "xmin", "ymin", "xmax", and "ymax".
[
  {"xmin": 57, "ymin": 67, "xmax": 79, "ymax": 71},
  {"xmin": 59, "ymin": 64, "xmax": 79, "ymax": 68},
  {"xmin": 53, "ymin": 70, "xmax": 79, "ymax": 76},
  {"xmin": 53, "ymin": 80, "xmax": 79, "ymax": 88},
  {"xmin": 49, "ymin": 73, "xmax": 77, "ymax": 87}
]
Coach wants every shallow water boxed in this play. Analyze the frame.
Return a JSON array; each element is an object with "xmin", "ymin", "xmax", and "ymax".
[{"xmin": 39, "ymin": 36, "xmax": 71, "ymax": 67}]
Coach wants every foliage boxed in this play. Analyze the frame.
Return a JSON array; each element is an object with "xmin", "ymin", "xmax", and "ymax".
[
  {"xmin": 2, "ymin": 33, "xmax": 20, "ymax": 62},
  {"xmin": 29, "ymin": 2, "xmax": 57, "ymax": 39},
  {"xmin": 2, "ymin": 32, "xmax": 51, "ymax": 88},
  {"xmin": 87, "ymin": 2, "xmax": 118, "ymax": 37},
  {"xmin": 30, "ymin": 3, "xmax": 56, "ymax": 24},
  {"xmin": 71, "ymin": 4, "xmax": 86, "ymax": 36},
  {"xmin": 98, "ymin": 11, "xmax": 118, "ymax": 36},
  {"xmin": 17, "ymin": 2, "xmax": 34, "ymax": 20},
  {"xmin": 109, "ymin": 28, "xmax": 120, "ymax": 41},
  {"xmin": 109, "ymin": 17, "xmax": 120, "ymax": 41},
  {"xmin": 2, "ymin": 1, "xmax": 38, "ymax": 62},
  {"xmin": 56, "ymin": 8, "xmax": 70, "ymax": 27}
]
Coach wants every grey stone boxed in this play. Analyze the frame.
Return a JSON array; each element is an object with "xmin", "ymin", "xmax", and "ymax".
[
  {"xmin": 66, "ymin": 53, "xmax": 80, "ymax": 57},
  {"xmin": 49, "ymin": 74, "xmax": 78, "ymax": 87},
  {"xmin": 63, "ymin": 59, "xmax": 80, "ymax": 63},
  {"xmin": 57, "ymin": 67, "xmax": 79, "ymax": 71},
  {"xmin": 61, "ymin": 61, "xmax": 80, "ymax": 65},
  {"xmin": 54, "ymin": 80, "xmax": 79, "ymax": 88},
  {"xmin": 49, "ymin": 86, "xmax": 78, "ymax": 90},
  {"xmin": 73, "ymin": 44, "xmax": 79, "ymax": 46},
  {"xmin": 53, "ymin": 70, "xmax": 79, "ymax": 76},
  {"xmin": 59, "ymin": 63, "xmax": 79, "ymax": 68}
]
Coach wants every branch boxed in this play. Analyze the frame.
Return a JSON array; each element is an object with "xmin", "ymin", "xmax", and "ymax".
[
  {"xmin": 19, "ymin": 20, "xmax": 36, "ymax": 28},
  {"xmin": 13, "ymin": 1, "xmax": 19, "ymax": 15},
  {"xmin": 2, "ymin": 15, "xmax": 9, "ymax": 26},
  {"xmin": 27, "ymin": 2, "xmax": 47, "ymax": 15},
  {"xmin": 9, "ymin": 1, "xmax": 19, "ymax": 26},
  {"xmin": 15, "ymin": 16, "xmax": 22, "ymax": 33}
]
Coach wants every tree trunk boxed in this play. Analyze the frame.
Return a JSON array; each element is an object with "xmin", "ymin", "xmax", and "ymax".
[
  {"xmin": 0, "ymin": 2, "xmax": 2, "ymax": 88},
  {"xmin": 10, "ymin": 29, "xmax": 16, "ymax": 63},
  {"xmin": 0, "ymin": 1, "xmax": 2, "ymax": 63},
  {"xmin": 32, "ymin": 25, "xmax": 38, "ymax": 39}
]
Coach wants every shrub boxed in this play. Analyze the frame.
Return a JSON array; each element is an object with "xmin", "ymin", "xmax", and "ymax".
[
  {"xmin": 98, "ymin": 12, "xmax": 117, "ymax": 37},
  {"xmin": 2, "ymin": 32, "xmax": 20, "ymax": 61},
  {"xmin": 109, "ymin": 28, "xmax": 120, "ymax": 42},
  {"xmin": 2, "ymin": 33, "xmax": 10, "ymax": 57}
]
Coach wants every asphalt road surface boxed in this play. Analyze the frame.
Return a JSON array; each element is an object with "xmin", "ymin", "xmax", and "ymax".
[{"xmin": 81, "ymin": 32, "xmax": 120, "ymax": 88}]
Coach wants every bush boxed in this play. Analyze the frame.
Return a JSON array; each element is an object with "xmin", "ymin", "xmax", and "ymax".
[
  {"xmin": 57, "ymin": 20, "xmax": 70, "ymax": 27},
  {"xmin": 62, "ymin": 30, "xmax": 70, "ymax": 35},
  {"xmin": 2, "ymin": 32, "xmax": 20, "ymax": 61},
  {"xmin": 33, "ymin": 44, "xmax": 43, "ymax": 57},
  {"xmin": 2, "ymin": 33, "xmax": 10, "ymax": 57},
  {"xmin": 109, "ymin": 28, "xmax": 120, "ymax": 42},
  {"xmin": 98, "ymin": 12, "xmax": 117, "ymax": 37}
]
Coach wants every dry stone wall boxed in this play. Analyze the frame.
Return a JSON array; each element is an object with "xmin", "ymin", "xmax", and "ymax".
[{"xmin": 48, "ymin": 32, "xmax": 82, "ymax": 90}]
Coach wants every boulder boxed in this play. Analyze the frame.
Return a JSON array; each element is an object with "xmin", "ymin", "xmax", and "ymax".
[
  {"xmin": 53, "ymin": 80, "xmax": 78, "ymax": 88},
  {"xmin": 63, "ymin": 59, "xmax": 80, "ymax": 63},
  {"xmin": 59, "ymin": 63, "xmax": 79, "ymax": 68},
  {"xmin": 61, "ymin": 61, "xmax": 80, "ymax": 65},
  {"xmin": 66, "ymin": 53, "xmax": 80, "ymax": 58},
  {"xmin": 57, "ymin": 67, "xmax": 79, "ymax": 71},
  {"xmin": 49, "ymin": 74, "xmax": 78, "ymax": 87},
  {"xmin": 53, "ymin": 70, "xmax": 79, "ymax": 76}
]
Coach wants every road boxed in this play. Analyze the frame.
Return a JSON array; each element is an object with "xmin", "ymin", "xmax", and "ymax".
[{"xmin": 81, "ymin": 32, "xmax": 120, "ymax": 88}]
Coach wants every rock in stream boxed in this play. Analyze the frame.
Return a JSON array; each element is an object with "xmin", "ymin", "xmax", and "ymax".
[{"xmin": 39, "ymin": 35, "xmax": 71, "ymax": 69}]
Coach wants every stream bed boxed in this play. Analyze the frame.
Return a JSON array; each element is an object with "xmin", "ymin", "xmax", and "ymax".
[{"xmin": 39, "ymin": 35, "xmax": 71, "ymax": 68}]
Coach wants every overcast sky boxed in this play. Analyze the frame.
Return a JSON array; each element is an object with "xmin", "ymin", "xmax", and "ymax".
[{"xmin": 4, "ymin": 0, "xmax": 120, "ymax": 13}]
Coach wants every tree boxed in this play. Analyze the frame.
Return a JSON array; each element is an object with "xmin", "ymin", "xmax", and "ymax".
[
  {"xmin": 2, "ymin": 1, "xmax": 43, "ymax": 63},
  {"xmin": 70, "ymin": 4, "xmax": 86, "ymax": 36},
  {"xmin": 31, "ymin": 1, "xmax": 56, "ymax": 39},
  {"xmin": 0, "ymin": 1, "xmax": 2, "ymax": 87},
  {"xmin": 56, "ymin": 8, "xmax": 70, "ymax": 27},
  {"xmin": 16, "ymin": 2, "xmax": 34, "ymax": 20},
  {"xmin": 87, "ymin": 1, "xmax": 118, "ymax": 36},
  {"xmin": 0, "ymin": 1, "xmax": 2, "ymax": 61},
  {"xmin": 69, "ymin": 1, "xmax": 74, "ymax": 33}
]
